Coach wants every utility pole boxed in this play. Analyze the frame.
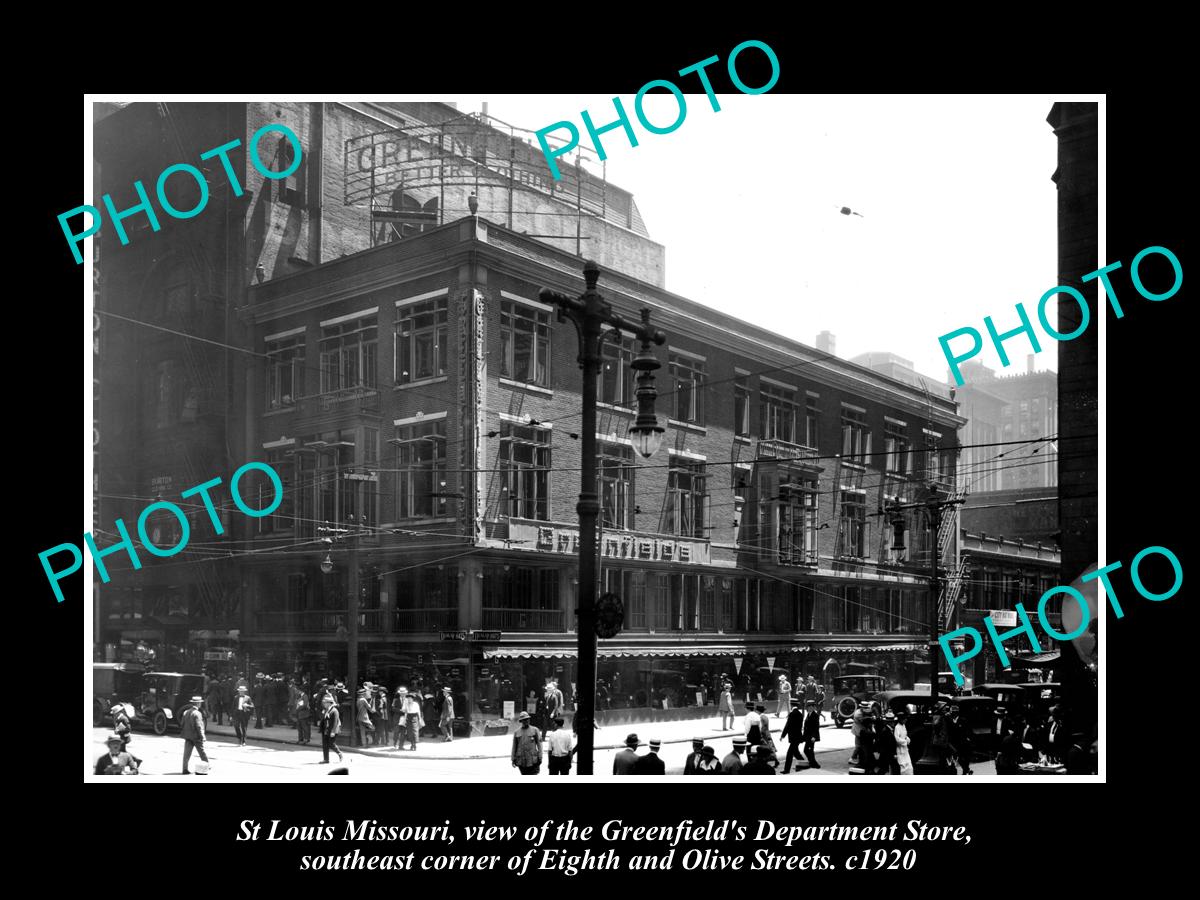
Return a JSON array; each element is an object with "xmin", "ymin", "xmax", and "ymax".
[{"xmin": 538, "ymin": 261, "xmax": 665, "ymax": 775}]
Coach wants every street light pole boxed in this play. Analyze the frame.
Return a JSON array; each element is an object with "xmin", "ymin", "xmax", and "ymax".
[{"xmin": 539, "ymin": 260, "xmax": 665, "ymax": 775}]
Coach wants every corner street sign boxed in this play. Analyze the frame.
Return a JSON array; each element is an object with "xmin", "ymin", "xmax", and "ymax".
[{"xmin": 440, "ymin": 630, "xmax": 502, "ymax": 642}]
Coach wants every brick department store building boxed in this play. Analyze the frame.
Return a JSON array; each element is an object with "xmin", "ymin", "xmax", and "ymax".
[{"xmin": 237, "ymin": 214, "xmax": 966, "ymax": 725}]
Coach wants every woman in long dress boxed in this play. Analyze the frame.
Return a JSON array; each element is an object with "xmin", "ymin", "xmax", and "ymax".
[{"xmin": 894, "ymin": 709, "xmax": 914, "ymax": 775}]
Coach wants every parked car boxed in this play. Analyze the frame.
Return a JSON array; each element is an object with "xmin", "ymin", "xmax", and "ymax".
[
  {"xmin": 975, "ymin": 683, "xmax": 1030, "ymax": 714},
  {"xmin": 93, "ymin": 662, "xmax": 146, "ymax": 727},
  {"xmin": 875, "ymin": 691, "xmax": 954, "ymax": 763},
  {"xmin": 831, "ymin": 674, "xmax": 886, "ymax": 727},
  {"xmin": 954, "ymin": 695, "xmax": 998, "ymax": 758},
  {"xmin": 136, "ymin": 672, "xmax": 207, "ymax": 735}
]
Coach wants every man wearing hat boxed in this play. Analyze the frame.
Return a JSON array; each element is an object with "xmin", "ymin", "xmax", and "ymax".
[
  {"xmin": 390, "ymin": 688, "xmax": 407, "ymax": 748},
  {"xmin": 779, "ymin": 698, "xmax": 807, "ymax": 774},
  {"xmin": 511, "ymin": 711, "xmax": 543, "ymax": 775},
  {"xmin": 180, "ymin": 695, "xmax": 210, "ymax": 775},
  {"xmin": 232, "ymin": 684, "xmax": 254, "ymax": 745},
  {"xmin": 776, "ymin": 674, "xmax": 792, "ymax": 719},
  {"xmin": 632, "ymin": 738, "xmax": 665, "ymax": 775},
  {"xmin": 683, "ymin": 737, "xmax": 706, "ymax": 775},
  {"xmin": 800, "ymin": 699, "xmax": 822, "ymax": 769},
  {"xmin": 993, "ymin": 708, "xmax": 1021, "ymax": 775},
  {"xmin": 740, "ymin": 744, "xmax": 777, "ymax": 775},
  {"xmin": 613, "ymin": 733, "xmax": 641, "ymax": 775},
  {"xmin": 874, "ymin": 711, "xmax": 898, "ymax": 775},
  {"xmin": 95, "ymin": 733, "xmax": 140, "ymax": 775},
  {"xmin": 721, "ymin": 737, "xmax": 747, "ymax": 775},
  {"xmin": 294, "ymin": 681, "xmax": 312, "ymax": 745},
  {"xmin": 439, "ymin": 686, "xmax": 455, "ymax": 742},
  {"xmin": 717, "ymin": 680, "xmax": 734, "ymax": 730},
  {"xmin": 355, "ymin": 686, "xmax": 374, "ymax": 747},
  {"xmin": 849, "ymin": 700, "xmax": 872, "ymax": 767},
  {"xmin": 319, "ymin": 694, "xmax": 344, "ymax": 764}
]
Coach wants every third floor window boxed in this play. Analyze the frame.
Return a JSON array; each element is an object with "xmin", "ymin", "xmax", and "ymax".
[
  {"xmin": 500, "ymin": 300, "xmax": 551, "ymax": 386},
  {"xmin": 266, "ymin": 333, "xmax": 305, "ymax": 409},
  {"xmin": 760, "ymin": 382, "xmax": 800, "ymax": 444},
  {"xmin": 669, "ymin": 353, "xmax": 706, "ymax": 424},
  {"xmin": 320, "ymin": 315, "xmax": 377, "ymax": 393},
  {"xmin": 395, "ymin": 297, "xmax": 448, "ymax": 384}
]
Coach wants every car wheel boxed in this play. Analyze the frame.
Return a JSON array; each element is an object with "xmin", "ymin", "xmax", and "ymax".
[
  {"xmin": 153, "ymin": 711, "xmax": 168, "ymax": 736},
  {"xmin": 838, "ymin": 697, "xmax": 857, "ymax": 718}
]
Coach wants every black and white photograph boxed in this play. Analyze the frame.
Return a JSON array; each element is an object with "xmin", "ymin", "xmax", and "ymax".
[{"xmin": 74, "ymin": 92, "xmax": 1114, "ymax": 783}]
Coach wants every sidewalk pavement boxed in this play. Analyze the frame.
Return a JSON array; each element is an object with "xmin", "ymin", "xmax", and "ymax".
[{"xmin": 204, "ymin": 711, "xmax": 853, "ymax": 761}]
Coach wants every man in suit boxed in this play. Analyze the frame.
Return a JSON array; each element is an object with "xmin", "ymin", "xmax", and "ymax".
[
  {"xmin": 252, "ymin": 674, "xmax": 267, "ymax": 728},
  {"xmin": 613, "ymin": 734, "xmax": 641, "ymax": 775},
  {"xmin": 95, "ymin": 733, "xmax": 140, "ymax": 775},
  {"xmin": 721, "ymin": 737, "xmax": 747, "ymax": 774},
  {"xmin": 319, "ymin": 694, "xmax": 344, "ymax": 764},
  {"xmin": 779, "ymin": 698, "xmax": 809, "ymax": 773},
  {"xmin": 232, "ymin": 684, "xmax": 253, "ymax": 745},
  {"xmin": 180, "ymin": 695, "xmax": 210, "ymax": 775},
  {"xmin": 632, "ymin": 738, "xmax": 665, "ymax": 775},
  {"xmin": 740, "ymin": 744, "xmax": 777, "ymax": 775},
  {"xmin": 355, "ymin": 687, "xmax": 374, "ymax": 747},
  {"xmin": 439, "ymin": 687, "xmax": 455, "ymax": 742},
  {"xmin": 801, "ymin": 699, "xmax": 822, "ymax": 769},
  {"xmin": 1045, "ymin": 705, "xmax": 1070, "ymax": 764},
  {"xmin": 718, "ymin": 681, "xmax": 734, "ymax": 730},
  {"xmin": 682, "ymin": 737, "xmax": 706, "ymax": 774}
]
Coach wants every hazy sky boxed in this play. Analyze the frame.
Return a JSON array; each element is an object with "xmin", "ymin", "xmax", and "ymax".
[{"xmin": 446, "ymin": 94, "xmax": 1064, "ymax": 381}]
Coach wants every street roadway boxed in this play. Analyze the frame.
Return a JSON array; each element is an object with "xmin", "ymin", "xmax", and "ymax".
[{"xmin": 88, "ymin": 727, "xmax": 995, "ymax": 780}]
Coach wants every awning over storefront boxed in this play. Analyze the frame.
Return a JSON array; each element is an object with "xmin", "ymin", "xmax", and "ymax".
[
  {"xmin": 1010, "ymin": 650, "xmax": 1061, "ymax": 668},
  {"xmin": 481, "ymin": 643, "xmax": 922, "ymax": 660}
]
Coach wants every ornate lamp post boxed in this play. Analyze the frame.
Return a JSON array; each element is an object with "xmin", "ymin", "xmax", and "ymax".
[{"xmin": 538, "ymin": 260, "xmax": 665, "ymax": 774}]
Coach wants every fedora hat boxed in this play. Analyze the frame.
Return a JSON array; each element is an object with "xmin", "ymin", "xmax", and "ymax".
[
  {"xmin": 624, "ymin": 733, "xmax": 640, "ymax": 748},
  {"xmin": 105, "ymin": 733, "xmax": 123, "ymax": 744}
]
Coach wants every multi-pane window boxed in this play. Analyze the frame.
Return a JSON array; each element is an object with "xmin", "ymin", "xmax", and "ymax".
[
  {"xmin": 805, "ymin": 395, "xmax": 820, "ymax": 448},
  {"xmin": 777, "ymin": 475, "xmax": 818, "ymax": 564},
  {"xmin": 760, "ymin": 382, "xmax": 799, "ymax": 443},
  {"xmin": 598, "ymin": 442, "xmax": 635, "ymax": 530},
  {"xmin": 700, "ymin": 575, "xmax": 717, "ymax": 631},
  {"xmin": 500, "ymin": 300, "xmax": 551, "ymax": 386},
  {"xmin": 294, "ymin": 429, "xmax": 375, "ymax": 536},
  {"xmin": 266, "ymin": 333, "xmax": 305, "ymax": 409},
  {"xmin": 720, "ymin": 577, "xmax": 736, "ymax": 631},
  {"xmin": 258, "ymin": 447, "xmax": 295, "ymax": 533},
  {"xmin": 841, "ymin": 406, "xmax": 870, "ymax": 463},
  {"xmin": 668, "ymin": 353, "xmax": 705, "ymax": 424},
  {"xmin": 839, "ymin": 489, "xmax": 867, "ymax": 557},
  {"xmin": 733, "ymin": 374, "xmax": 751, "ymax": 437},
  {"xmin": 395, "ymin": 298, "xmax": 448, "ymax": 383},
  {"xmin": 320, "ymin": 315, "xmax": 377, "ymax": 393},
  {"xmin": 599, "ymin": 335, "xmax": 635, "ymax": 407},
  {"xmin": 884, "ymin": 421, "xmax": 911, "ymax": 475},
  {"xmin": 923, "ymin": 431, "xmax": 946, "ymax": 482},
  {"xmin": 395, "ymin": 419, "xmax": 447, "ymax": 519},
  {"xmin": 499, "ymin": 423, "xmax": 551, "ymax": 520},
  {"xmin": 664, "ymin": 457, "xmax": 707, "ymax": 538}
]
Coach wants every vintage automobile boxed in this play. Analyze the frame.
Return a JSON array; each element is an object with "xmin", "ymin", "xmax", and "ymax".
[
  {"xmin": 874, "ymin": 691, "xmax": 955, "ymax": 764},
  {"xmin": 136, "ymin": 672, "xmax": 207, "ymax": 735},
  {"xmin": 974, "ymin": 683, "xmax": 1030, "ymax": 714},
  {"xmin": 831, "ymin": 674, "xmax": 886, "ymax": 727},
  {"xmin": 93, "ymin": 662, "xmax": 146, "ymax": 726},
  {"xmin": 953, "ymin": 695, "xmax": 999, "ymax": 758},
  {"xmin": 1018, "ymin": 682, "xmax": 1063, "ymax": 720}
]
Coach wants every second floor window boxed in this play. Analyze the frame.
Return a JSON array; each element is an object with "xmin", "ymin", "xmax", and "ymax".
[
  {"xmin": 396, "ymin": 298, "xmax": 448, "ymax": 383},
  {"xmin": 266, "ymin": 334, "xmax": 305, "ymax": 409},
  {"xmin": 500, "ymin": 300, "xmax": 551, "ymax": 386},
  {"xmin": 598, "ymin": 441, "xmax": 635, "ymax": 530},
  {"xmin": 664, "ymin": 457, "xmax": 707, "ymax": 538},
  {"xmin": 777, "ymin": 476, "xmax": 818, "ymax": 563},
  {"xmin": 841, "ymin": 406, "xmax": 870, "ymax": 463},
  {"xmin": 395, "ymin": 419, "xmax": 447, "ymax": 519},
  {"xmin": 320, "ymin": 315, "xmax": 377, "ymax": 393},
  {"xmin": 669, "ymin": 353, "xmax": 705, "ymax": 424},
  {"xmin": 499, "ymin": 422, "xmax": 550, "ymax": 520},
  {"xmin": 760, "ymin": 382, "xmax": 799, "ymax": 443}
]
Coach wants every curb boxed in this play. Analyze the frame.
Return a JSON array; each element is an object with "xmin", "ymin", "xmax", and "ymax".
[{"xmin": 202, "ymin": 721, "xmax": 844, "ymax": 762}]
